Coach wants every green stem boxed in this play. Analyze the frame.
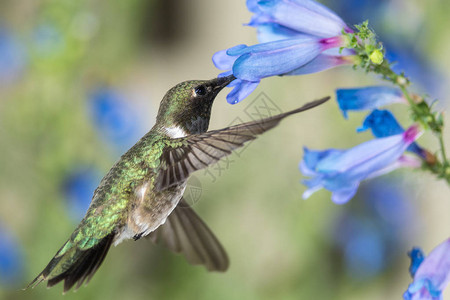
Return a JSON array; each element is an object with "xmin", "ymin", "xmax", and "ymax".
[{"xmin": 438, "ymin": 133, "xmax": 448, "ymax": 165}]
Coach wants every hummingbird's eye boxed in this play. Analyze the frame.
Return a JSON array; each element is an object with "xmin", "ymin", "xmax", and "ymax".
[{"xmin": 194, "ymin": 85, "xmax": 207, "ymax": 96}]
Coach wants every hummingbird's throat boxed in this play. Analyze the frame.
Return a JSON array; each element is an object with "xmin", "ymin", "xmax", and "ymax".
[{"xmin": 185, "ymin": 115, "xmax": 210, "ymax": 134}]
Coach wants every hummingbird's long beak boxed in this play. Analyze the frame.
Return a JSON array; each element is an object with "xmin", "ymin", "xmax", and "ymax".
[{"xmin": 211, "ymin": 74, "xmax": 236, "ymax": 92}]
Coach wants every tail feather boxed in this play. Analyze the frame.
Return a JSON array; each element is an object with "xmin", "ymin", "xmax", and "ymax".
[{"xmin": 27, "ymin": 233, "xmax": 115, "ymax": 293}]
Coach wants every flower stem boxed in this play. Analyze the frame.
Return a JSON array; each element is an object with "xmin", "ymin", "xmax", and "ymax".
[{"xmin": 345, "ymin": 22, "xmax": 450, "ymax": 183}]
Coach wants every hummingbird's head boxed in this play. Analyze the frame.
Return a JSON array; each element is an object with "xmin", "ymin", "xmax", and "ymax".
[{"xmin": 155, "ymin": 75, "xmax": 235, "ymax": 136}]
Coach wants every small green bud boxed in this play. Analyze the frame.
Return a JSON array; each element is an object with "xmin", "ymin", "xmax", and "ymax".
[
  {"xmin": 369, "ymin": 49, "xmax": 383, "ymax": 65},
  {"xmin": 396, "ymin": 76, "xmax": 407, "ymax": 86}
]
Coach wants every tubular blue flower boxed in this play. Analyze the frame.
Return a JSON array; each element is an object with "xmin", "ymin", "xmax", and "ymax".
[
  {"xmin": 358, "ymin": 109, "xmax": 426, "ymax": 159},
  {"xmin": 300, "ymin": 125, "xmax": 422, "ymax": 204},
  {"xmin": 213, "ymin": 0, "xmax": 353, "ymax": 103},
  {"xmin": 247, "ymin": 0, "xmax": 351, "ymax": 38},
  {"xmin": 336, "ymin": 86, "xmax": 405, "ymax": 118},
  {"xmin": 404, "ymin": 238, "xmax": 450, "ymax": 300},
  {"xmin": 213, "ymin": 35, "xmax": 348, "ymax": 104}
]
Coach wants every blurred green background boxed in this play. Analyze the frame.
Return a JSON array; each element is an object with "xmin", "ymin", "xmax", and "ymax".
[{"xmin": 0, "ymin": 0, "xmax": 449, "ymax": 299}]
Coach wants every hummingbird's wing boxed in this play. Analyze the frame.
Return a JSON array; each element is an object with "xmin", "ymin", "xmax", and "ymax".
[
  {"xmin": 149, "ymin": 198, "xmax": 228, "ymax": 271},
  {"xmin": 156, "ymin": 97, "xmax": 329, "ymax": 191}
]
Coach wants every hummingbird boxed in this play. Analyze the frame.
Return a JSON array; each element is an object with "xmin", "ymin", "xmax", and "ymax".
[{"xmin": 28, "ymin": 74, "xmax": 329, "ymax": 292}]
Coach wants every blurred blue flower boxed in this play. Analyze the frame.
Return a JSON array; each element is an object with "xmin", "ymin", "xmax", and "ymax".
[
  {"xmin": 333, "ymin": 177, "xmax": 416, "ymax": 280},
  {"xmin": 213, "ymin": 0, "xmax": 353, "ymax": 104},
  {"xmin": 89, "ymin": 88, "xmax": 144, "ymax": 153},
  {"xmin": 337, "ymin": 219, "xmax": 385, "ymax": 279},
  {"xmin": 63, "ymin": 168, "xmax": 102, "ymax": 222},
  {"xmin": 384, "ymin": 40, "xmax": 443, "ymax": 97},
  {"xmin": 300, "ymin": 126, "xmax": 422, "ymax": 204},
  {"xmin": 0, "ymin": 225, "xmax": 24, "ymax": 287},
  {"xmin": 33, "ymin": 23, "xmax": 65, "ymax": 57},
  {"xmin": 0, "ymin": 27, "xmax": 26, "ymax": 84},
  {"xmin": 404, "ymin": 238, "xmax": 450, "ymax": 300},
  {"xmin": 336, "ymin": 86, "xmax": 405, "ymax": 118},
  {"xmin": 358, "ymin": 109, "xmax": 426, "ymax": 158}
]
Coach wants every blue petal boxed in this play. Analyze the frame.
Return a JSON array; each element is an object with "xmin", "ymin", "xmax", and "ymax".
[
  {"xmin": 336, "ymin": 86, "xmax": 404, "ymax": 118},
  {"xmin": 408, "ymin": 248, "xmax": 425, "ymax": 278},
  {"xmin": 290, "ymin": 0, "xmax": 347, "ymax": 24},
  {"xmin": 247, "ymin": 12, "xmax": 273, "ymax": 27},
  {"xmin": 212, "ymin": 49, "xmax": 237, "ymax": 70},
  {"xmin": 228, "ymin": 36, "xmax": 315, "ymax": 56},
  {"xmin": 302, "ymin": 147, "xmax": 344, "ymax": 171},
  {"xmin": 226, "ymin": 44, "xmax": 248, "ymax": 55},
  {"xmin": 256, "ymin": 0, "xmax": 347, "ymax": 37},
  {"xmin": 357, "ymin": 109, "xmax": 404, "ymax": 135},
  {"xmin": 247, "ymin": 0, "xmax": 262, "ymax": 13},
  {"xmin": 284, "ymin": 54, "xmax": 350, "ymax": 76},
  {"xmin": 226, "ymin": 79, "xmax": 260, "ymax": 104},
  {"xmin": 256, "ymin": 23, "xmax": 306, "ymax": 43},
  {"xmin": 331, "ymin": 184, "xmax": 359, "ymax": 204},
  {"xmin": 233, "ymin": 38, "xmax": 322, "ymax": 81},
  {"xmin": 316, "ymin": 134, "xmax": 408, "ymax": 174},
  {"xmin": 359, "ymin": 110, "xmax": 426, "ymax": 158}
]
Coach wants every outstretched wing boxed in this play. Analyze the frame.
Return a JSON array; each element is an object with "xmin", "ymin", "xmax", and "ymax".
[
  {"xmin": 156, "ymin": 97, "xmax": 329, "ymax": 191},
  {"xmin": 149, "ymin": 198, "xmax": 228, "ymax": 271}
]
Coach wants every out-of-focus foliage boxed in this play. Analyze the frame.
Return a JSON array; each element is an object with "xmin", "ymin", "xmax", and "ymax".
[{"xmin": 0, "ymin": 0, "xmax": 449, "ymax": 299}]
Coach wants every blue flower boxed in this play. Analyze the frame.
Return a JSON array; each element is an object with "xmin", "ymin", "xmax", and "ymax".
[
  {"xmin": 336, "ymin": 86, "xmax": 405, "ymax": 118},
  {"xmin": 88, "ymin": 87, "xmax": 145, "ymax": 153},
  {"xmin": 63, "ymin": 167, "xmax": 102, "ymax": 222},
  {"xmin": 0, "ymin": 225, "xmax": 24, "ymax": 287},
  {"xmin": 0, "ymin": 27, "xmax": 26, "ymax": 84},
  {"xmin": 404, "ymin": 238, "xmax": 450, "ymax": 300},
  {"xmin": 300, "ymin": 125, "xmax": 422, "ymax": 204},
  {"xmin": 213, "ymin": 0, "xmax": 353, "ymax": 104},
  {"xmin": 214, "ymin": 36, "xmax": 349, "ymax": 104},
  {"xmin": 384, "ymin": 40, "xmax": 443, "ymax": 97},
  {"xmin": 358, "ymin": 109, "xmax": 426, "ymax": 159},
  {"xmin": 247, "ymin": 0, "xmax": 351, "ymax": 39},
  {"xmin": 332, "ymin": 177, "xmax": 417, "ymax": 280}
]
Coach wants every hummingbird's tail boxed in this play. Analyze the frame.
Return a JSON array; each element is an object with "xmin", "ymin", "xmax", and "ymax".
[{"xmin": 27, "ymin": 233, "xmax": 115, "ymax": 293}]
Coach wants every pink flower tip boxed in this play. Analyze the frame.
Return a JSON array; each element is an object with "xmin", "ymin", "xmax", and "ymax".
[
  {"xmin": 403, "ymin": 125, "xmax": 422, "ymax": 144},
  {"xmin": 319, "ymin": 36, "xmax": 345, "ymax": 51}
]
